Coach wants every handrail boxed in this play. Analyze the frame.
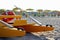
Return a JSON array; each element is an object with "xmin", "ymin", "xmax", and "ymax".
[
  {"xmin": 24, "ymin": 13, "xmax": 42, "ymax": 25},
  {"xmin": 0, "ymin": 20, "xmax": 13, "ymax": 28}
]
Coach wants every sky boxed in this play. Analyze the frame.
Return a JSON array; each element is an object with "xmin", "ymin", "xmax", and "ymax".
[{"xmin": 0, "ymin": 0, "xmax": 60, "ymax": 11}]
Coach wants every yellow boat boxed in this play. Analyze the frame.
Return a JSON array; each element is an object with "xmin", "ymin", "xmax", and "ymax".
[
  {"xmin": 0, "ymin": 27, "xmax": 25, "ymax": 37},
  {"xmin": 0, "ymin": 15, "xmax": 25, "ymax": 37}
]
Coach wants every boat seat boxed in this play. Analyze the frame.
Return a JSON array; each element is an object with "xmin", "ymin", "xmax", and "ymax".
[{"xmin": 13, "ymin": 20, "xmax": 27, "ymax": 26}]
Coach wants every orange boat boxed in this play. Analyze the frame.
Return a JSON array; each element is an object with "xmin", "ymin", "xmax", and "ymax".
[
  {"xmin": 0, "ymin": 15, "xmax": 54, "ymax": 32},
  {"xmin": 0, "ymin": 9, "xmax": 54, "ymax": 37},
  {"xmin": 13, "ymin": 19, "xmax": 54, "ymax": 32},
  {"xmin": 0, "ymin": 15, "xmax": 25, "ymax": 37},
  {"xmin": 0, "ymin": 26, "xmax": 25, "ymax": 37}
]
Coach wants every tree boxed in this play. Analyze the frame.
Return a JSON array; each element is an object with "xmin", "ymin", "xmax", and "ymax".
[
  {"xmin": 44, "ymin": 10, "xmax": 51, "ymax": 16},
  {"xmin": 0, "ymin": 9, "xmax": 5, "ymax": 14},
  {"xmin": 26, "ymin": 8, "xmax": 34, "ymax": 16},
  {"xmin": 13, "ymin": 7, "xmax": 22, "ymax": 15},
  {"xmin": 37, "ymin": 9, "xmax": 43, "ymax": 13},
  {"xmin": 26, "ymin": 8, "xmax": 34, "ymax": 12},
  {"xmin": 37, "ymin": 9, "xmax": 43, "ymax": 17}
]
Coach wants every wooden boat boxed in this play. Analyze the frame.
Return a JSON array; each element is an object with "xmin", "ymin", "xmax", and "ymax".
[
  {"xmin": 0, "ymin": 10, "xmax": 54, "ymax": 37},
  {"xmin": 0, "ymin": 19, "xmax": 25, "ymax": 37},
  {"xmin": 0, "ymin": 15, "xmax": 54, "ymax": 32},
  {"xmin": 0, "ymin": 27, "xmax": 25, "ymax": 37}
]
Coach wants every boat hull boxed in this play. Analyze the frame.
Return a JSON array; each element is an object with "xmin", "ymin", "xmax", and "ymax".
[
  {"xmin": 14, "ymin": 24, "xmax": 54, "ymax": 32},
  {"xmin": 0, "ymin": 27, "xmax": 26, "ymax": 37}
]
